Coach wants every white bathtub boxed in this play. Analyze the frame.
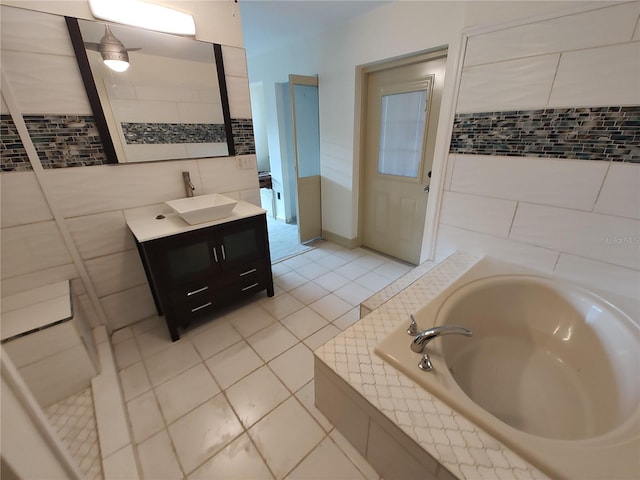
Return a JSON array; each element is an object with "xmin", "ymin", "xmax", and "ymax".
[{"xmin": 375, "ymin": 257, "xmax": 640, "ymax": 480}]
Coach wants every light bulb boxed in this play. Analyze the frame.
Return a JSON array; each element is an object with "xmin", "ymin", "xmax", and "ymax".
[{"xmin": 104, "ymin": 59, "xmax": 129, "ymax": 72}]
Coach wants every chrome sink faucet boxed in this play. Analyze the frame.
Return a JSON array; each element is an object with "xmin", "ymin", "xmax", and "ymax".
[
  {"xmin": 410, "ymin": 325, "xmax": 472, "ymax": 372},
  {"xmin": 182, "ymin": 171, "xmax": 195, "ymax": 197}
]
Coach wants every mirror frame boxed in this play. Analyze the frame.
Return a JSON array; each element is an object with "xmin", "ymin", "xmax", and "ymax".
[{"xmin": 65, "ymin": 16, "xmax": 236, "ymax": 164}]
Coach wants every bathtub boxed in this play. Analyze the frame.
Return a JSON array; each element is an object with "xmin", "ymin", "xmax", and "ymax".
[{"xmin": 374, "ymin": 257, "xmax": 640, "ymax": 480}]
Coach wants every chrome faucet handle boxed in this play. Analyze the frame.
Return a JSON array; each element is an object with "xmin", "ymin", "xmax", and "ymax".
[
  {"xmin": 407, "ymin": 314, "xmax": 419, "ymax": 336},
  {"xmin": 418, "ymin": 353, "xmax": 433, "ymax": 371}
]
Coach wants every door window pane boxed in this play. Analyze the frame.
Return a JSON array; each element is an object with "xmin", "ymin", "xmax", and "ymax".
[{"xmin": 378, "ymin": 90, "xmax": 428, "ymax": 178}]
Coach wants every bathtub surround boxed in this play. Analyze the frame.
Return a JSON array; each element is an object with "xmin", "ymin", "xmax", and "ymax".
[
  {"xmin": 316, "ymin": 252, "xmax": 552, "ymax": 480},
  {"xmin": 436, "ymin": 2, "xmax": 640, "ymax": 314}
]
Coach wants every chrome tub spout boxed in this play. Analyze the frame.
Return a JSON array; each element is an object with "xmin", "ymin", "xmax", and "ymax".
[{"xmin": 410, "ymin": 325, "xmax": 472, "ymax": 353}]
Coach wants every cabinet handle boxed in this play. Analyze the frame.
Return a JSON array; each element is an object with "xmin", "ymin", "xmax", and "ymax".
[
  {"xmin": 213, "ymin": 247, "xmax": 219, "ymax": 263},
  {"xmin": 191, "ymin": 301, "xmax": 212, "ymax": 313},
  {"xmin": 187, "ymin": 286, "xmax": 208, "ymax": 296},
  {"xmin": 239, "ymin": 268, "xmax": 257, "ymax": 277},
  {"xmin": 221, "ymin": 245, "xmax": 226, "ymax": 260},
  {"xmin": 242, "ymin": 282, "xmax": 259, "ymax": 292}
]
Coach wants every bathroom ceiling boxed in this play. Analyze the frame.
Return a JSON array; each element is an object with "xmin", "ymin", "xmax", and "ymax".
[{"xmin": 239, "ymin": 0, "xmax": 390, "ymax": 56}]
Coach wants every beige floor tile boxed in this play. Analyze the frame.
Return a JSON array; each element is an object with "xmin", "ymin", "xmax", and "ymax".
[
  {"xmin": 189, "ymin": 433, "xmax": 274, "ymax": 480},
  {"xmin": 309, "ymin": 294, "xmax": 353, "ymax": 322},
  {"xmin": 189, "ymin": 319, "xmax": 242, "ymax": 360},
  {"xmin": 334, "ymin": 282, "xmax": 374, "ymax": 306},
  {"xmin": 155, "ymin": 363, "xmax": 220, "ymax": 424},
  {"xmin": 288, "ymin": 281, "xmax": 330, "ymax": 305},
  {"xmin": 144, "ymin": 340, "xmax": 201, "ymax": 387},
  {"xmin": 281, "ymin": 307, "xmax": 329, "ymax": 340},
  {"xmin": 333, "ymin": 308, "xmax": 361, "ymax": 331},
  {"xmin": 225, "ymin": 366, "xmax": 289, "ymax": 428},
  {"xmin": 137, "ymin": 429, "xmax": 183, "ymax": 479},
  {"xmin": 286, "ymin": 437, "xmax": 366, "ymax": 479},
  {"xmin": 304, "ymin": 323, "xmax": 341, "ymax": 351},
  {"xmin": 248, "ymin": 397, "xmax": 325, "ymax": 480},
  {"xmin": 268, "ymin": 343, "xmax": 314, "ymax": 393},
  {"xmin": 274, "ymin": 270, "xmax": 309, "ymax": 292},
  {"xmin": 355, "ymin": 271, "xmax": 391, "ymax": 292},
  {"xmin": 314, "ymin": 271, "xmax": 350, "ymax": 292},
  {"xmin": 333, "ymin": 262, "xmax": 369, "ymax": 281},
  {"xmin": 227, "ymin": 304, "xmax": 277, "ymax": 338},
  {"xmin": 295, "ymin": 261, "xmax": 330, "ymax": 281},
  {"xmin": 205, "ymin": 340, "xmax": 264, "ymax": 390},
  {"xmin": 136, "ymin": 324, "xmax": 174, "ymax": 359},
  {"xmin": 127, "ymin": 390, "xmax": 165, "ymax": 444},
  {"xmin": 247, "ymin": 322, "xmax": 298, "ymax": 361},
  {"xmin": 113, "ymin": 337, "xmax": 141, "ymax": 370},
  {"xmin": 119, "ymin": 361, "xmax": 151, "ymax": 402},
  {"xmin": 261, "ymin": 293, "xmax": 305, "ymax": 320},
  {"xmin": 168, "ymin": 394, "xmax": 243, "ymax": 475}
]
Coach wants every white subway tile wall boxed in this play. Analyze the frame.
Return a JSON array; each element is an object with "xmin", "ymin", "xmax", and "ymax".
[{"xmin": 439, "ymin": 2, "xmax": 640, "ymax": 305}]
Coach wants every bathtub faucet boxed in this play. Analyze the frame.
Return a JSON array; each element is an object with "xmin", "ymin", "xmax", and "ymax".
[
  {"xmin": 410, "ymin": 325, "xmax": 473, "ymax": 353},
  {"xmin": 411, "ymin": 325, "xmax": 472, "ymax": 372}
]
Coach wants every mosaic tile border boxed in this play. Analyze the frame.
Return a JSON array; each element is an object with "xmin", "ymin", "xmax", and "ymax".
[
  {"xmin": 1, "ymin": 115, "xmax": 31, "ymax": 172},
  {"xmin": 450, "ymin": 106, "xmax": 640, "ymax": 163},
  {"xmin": 315, "ymin": 252, "xmax": 549, "ymax": 480},
  {"xmin": 232, "ymin": 118, "xmax": 256, "ymax": 156},
  {"xmin": 121, "ymin": 122, "xmax": 227, "ymax": 145},
  {"xmin": 25, "ymin": 114, "xmax": 114, "ymax": 169}
]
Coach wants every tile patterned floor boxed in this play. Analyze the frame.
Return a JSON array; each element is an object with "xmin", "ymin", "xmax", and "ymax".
[
  {"xmin": 43, "ymin": 387, "xmax": 103, "ymax": 480},
  {"xmin": 112, "ymin": 241, "xmax": 413, "ymax": 479}
]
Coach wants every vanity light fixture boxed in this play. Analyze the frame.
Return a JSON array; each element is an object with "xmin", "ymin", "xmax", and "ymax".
[{"xmin": 88, "ymin": 0, "xmax": 196, "ymax": 36}]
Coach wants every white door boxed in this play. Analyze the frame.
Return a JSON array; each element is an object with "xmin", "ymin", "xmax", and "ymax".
[
  {"xmin": 290, "ymin": 75, "xmax": 321, "ymax": 243},
  {"xmin": 362, "ymin": 53, "xmax": 446, "ymax": 264}
]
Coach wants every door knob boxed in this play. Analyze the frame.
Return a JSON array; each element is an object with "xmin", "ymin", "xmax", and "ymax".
[{"xmin": 424, "ymin": 185, "xmax": 430, "ymax": 192}]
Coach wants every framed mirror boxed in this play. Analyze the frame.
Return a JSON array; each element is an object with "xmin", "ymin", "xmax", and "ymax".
[{"xmin": 66, "ymin": 17, "xmax": 234, "ymax": 164}]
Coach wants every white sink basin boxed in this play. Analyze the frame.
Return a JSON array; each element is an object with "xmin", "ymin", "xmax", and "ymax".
[{"xmin": 165, "ymin": 193, "xmax": 237, "ymax": 225}]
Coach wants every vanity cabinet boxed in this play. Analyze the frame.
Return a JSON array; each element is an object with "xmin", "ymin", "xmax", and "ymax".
[{"xmin": 132, "ymin": 211, "xmax": 274, "ymax": 341}]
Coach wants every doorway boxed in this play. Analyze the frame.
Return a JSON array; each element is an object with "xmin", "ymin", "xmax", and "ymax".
[
  {"xmin": 266, "ymin": 74, "xmax": 321, "ymax": 261},
  {"xmin": 360, "ymin": 51, "xmax": 446, "ymax": 265}
]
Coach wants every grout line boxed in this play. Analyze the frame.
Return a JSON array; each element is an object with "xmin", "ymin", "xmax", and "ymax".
[{"xmin": 113, "ymin": 242, "xmax": 405, "ymax": 479}]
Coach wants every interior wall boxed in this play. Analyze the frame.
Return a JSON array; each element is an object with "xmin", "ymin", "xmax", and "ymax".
[
  {"xmin": 0, "ymin": 0, "xmax": 255, "ymax": 332},
  {"xmin": 436, "ymin": 2, "xmax": 640, "ymax": 316},
  {"xmin": 245, "ymin": 1, "xmax": 591, "ymax": 245}
]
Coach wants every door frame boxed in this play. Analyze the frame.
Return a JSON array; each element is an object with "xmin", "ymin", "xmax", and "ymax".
[
  {"xmin": 355, "ymin": 46, "xmax": 461, "ymax": 263},
  {"xmin": 289, "ymin": 74, "xmax": 322, "ymax": 243}
]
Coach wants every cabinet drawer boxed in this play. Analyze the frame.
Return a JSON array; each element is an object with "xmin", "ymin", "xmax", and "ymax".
[
  {"xmin": 168, "ymin": 281, "xmax": 213, "ymax": 304},
  {"xmin": 229, "ymin": 262, "xmax": 267, "ymax": 282},
  {"xmin": 171, "ymin": 295, "xmax": 217, "ymax": 322},
  {"xmin": 224, "ymin": 273, "xmax": 270, "ymax": 298}
]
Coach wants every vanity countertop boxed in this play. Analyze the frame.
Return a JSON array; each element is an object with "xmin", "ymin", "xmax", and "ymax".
[{"xmin": 124, "ymin": 200, "xmax": 267, "ymax": 243}]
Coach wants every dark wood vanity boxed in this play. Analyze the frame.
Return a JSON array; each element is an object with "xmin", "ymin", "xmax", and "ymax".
[{"xmin": 126, "ymin": 202, "xmax": 274, "ymax": 341}]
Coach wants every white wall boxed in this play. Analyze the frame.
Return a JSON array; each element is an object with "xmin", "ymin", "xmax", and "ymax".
[
  {"xmin": 0, "ymin": 1, "xmax": 255, "ymax": 332},
  {"xmin": 436, "ymin": 2, "xmax": 640, "ymax": 316},
  {"xmin": 246, "ymin": 1, "xmax": 586, "ymax": 243}
]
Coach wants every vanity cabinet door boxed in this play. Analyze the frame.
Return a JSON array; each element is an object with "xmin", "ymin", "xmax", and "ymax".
[
  {"xmin": 148, "ymin": 228, "xmax": 218, "ymax": 288},
  {"xmin": 213, "ymin": 215, "xmax": 268, "ymax": 271}
]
